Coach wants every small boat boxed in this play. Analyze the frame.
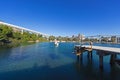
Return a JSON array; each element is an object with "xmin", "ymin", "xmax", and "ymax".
[{"xmin": 54, "ymin": 39, "xmax": 59, "ymax": 46}]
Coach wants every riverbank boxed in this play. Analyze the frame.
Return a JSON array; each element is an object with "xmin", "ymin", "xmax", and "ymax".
[{"xmin": 0, "ymin": 40, "xmax": 39, "ymax": 48}]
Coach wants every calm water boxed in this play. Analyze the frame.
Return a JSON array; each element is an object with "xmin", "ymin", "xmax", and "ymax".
[{"xmin": 0, "ymin": 42, "xmax": 120, "ymax": 80}]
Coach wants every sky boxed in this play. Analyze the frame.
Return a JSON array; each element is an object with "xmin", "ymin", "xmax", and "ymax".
[{"xmin": 0, "ymin": 0, "xmax": 120, "ymax": 37}]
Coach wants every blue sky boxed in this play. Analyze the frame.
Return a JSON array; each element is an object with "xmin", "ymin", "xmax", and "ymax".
[{"xmin": 0, "ymin": 0, "xmax": 120, "ymax": 36}]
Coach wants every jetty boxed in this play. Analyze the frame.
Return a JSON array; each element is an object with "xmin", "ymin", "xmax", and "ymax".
[{"xmin": 74, "ymin": 45, "xmax": 120, "ymax": 69}]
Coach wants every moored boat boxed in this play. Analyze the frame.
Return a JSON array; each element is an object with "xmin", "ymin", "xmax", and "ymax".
[{"xmin": 54, "ymin": 39, "xmax": 59, "ymax": 46}]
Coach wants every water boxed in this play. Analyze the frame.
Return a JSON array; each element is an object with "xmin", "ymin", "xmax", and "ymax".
[{"xmin": 0, "ymin": 42, "xmax": 120, "ymax": 80}]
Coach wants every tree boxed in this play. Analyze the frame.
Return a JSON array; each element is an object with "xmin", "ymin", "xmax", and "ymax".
[
  {"xmin": 0, "ymin": 24, "xmax": 13, "ymax": 40},
  {"xmin": 49, "ymin": 35, "xmax": 55, "ymax": 41},
  {"xmin": 13, "ymin": 32, "xmax": 21, "ymax": 40}
]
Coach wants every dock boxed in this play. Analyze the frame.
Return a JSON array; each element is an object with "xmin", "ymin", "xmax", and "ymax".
[
  {"xmin": 74, "ymin": 45, "xmax": 120, "ymax": 69},
  {"xmin": 84, "ymin": 45, "xmax": 120, "ymax": 53}
]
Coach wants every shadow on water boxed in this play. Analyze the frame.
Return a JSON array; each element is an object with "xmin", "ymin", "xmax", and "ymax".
[
  {"xmin": 0, "ymin": 62, "xmax": 83, "ymax": 80},
  {"xmin": 0, "ymin": 64, "xmax": 49, "ymax": 80},
  {"xmin": 0, "ymin": 60, "xmax": 119, "ymax": 80},
  {"xmin": 109, "ymin": 64, "xmax": 120, "ymax": 80},
  {"xmin": 74, "ymin": 56, "xmax": 99, "ymax": 80}
]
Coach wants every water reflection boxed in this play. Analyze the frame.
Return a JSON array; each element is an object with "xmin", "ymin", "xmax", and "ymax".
[
  {"xmin": 0, "ymin": 42, "xmax": 120, "ymax": 80},
  {"xmin": 0, "ymin": 48, "xmax": 11, "ymax": 60},
  {"xmin": 0, "ymin": 42, "xmax": 75, "ymax": 73},
  {"xmin": 74, "ymin": 56, "xmax": 104, "ymax": 79},
  {"xmin": 74, "ymin": 52, "xmax": 120, "ymax": 80},
  {"xmin": 110, "ymin": 64, "xmax": 120, "ymax": 80}
]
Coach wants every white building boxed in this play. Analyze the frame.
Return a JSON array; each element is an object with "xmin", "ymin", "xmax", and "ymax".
[{"xmin": 116, "ymin": 37, "xmax": 120, "ymax": 43}]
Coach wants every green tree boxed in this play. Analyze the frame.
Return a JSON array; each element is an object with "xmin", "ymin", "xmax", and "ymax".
[
  {"xmin": 13, "ymin": 32, "xmax": 21, "ymax": 40},
  {"xmin": 0, "ymin": 24, "xmax": 49, "ymax": 47},
  {"xmin": 49, "ymin": 35, "xmax": 55, "ymax": 41},
  {"xmin": 0, "ymin": 24, "xmax": 13, "ymax": 40}
]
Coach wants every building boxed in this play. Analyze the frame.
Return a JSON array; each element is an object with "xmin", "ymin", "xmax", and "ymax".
[{"xmin": 116, "ymin": 36, "xmax": 120, "ymax": 43}]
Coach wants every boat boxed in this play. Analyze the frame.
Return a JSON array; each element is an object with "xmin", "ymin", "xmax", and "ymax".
[{"xmin": 54, "ymin": 39, "xmax": 59, "ymax": 46}]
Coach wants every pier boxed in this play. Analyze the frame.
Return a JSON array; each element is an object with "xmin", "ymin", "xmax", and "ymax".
[{"xmin": 74, "ymin": 45, "xmax": 120, "ymax": 69}]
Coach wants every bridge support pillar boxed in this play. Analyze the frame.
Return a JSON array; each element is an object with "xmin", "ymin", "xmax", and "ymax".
[
  {"xmin": 99, "ymin": 54, "xmax": 103, "ymax": 69},
  {"xmin": 80, "ymin": 53, "xmax": 83, "ymax": 61},
  {"xmin": 97, "ymin": 50, "xmax": 104, "ymax": 70},
  {"xmin": 110, "ymin": 54, "xmax": 117, "ymax": 65},
  {"xmin": 87, "ymin": 51, "xmax": 92, "ymax": 59},
  {"xmin": 76, "ymin": 48, "xmax": 83, "ymax": 62},
  {"xmin": 77, "ymin": 55, "xmax": 79, "ymax": 61},
  {"xmin": 76, "ymin": 53, "xmax": 83, "ymax": 63}
]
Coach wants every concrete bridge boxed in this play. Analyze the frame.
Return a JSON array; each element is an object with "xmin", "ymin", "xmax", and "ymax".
[{"xmin": 0, "ymin": 21, "xmax": 49, "ymax": 38}]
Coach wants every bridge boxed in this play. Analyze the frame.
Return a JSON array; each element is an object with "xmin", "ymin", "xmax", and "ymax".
[
  {"xmin": 0, "ymin": 21, "xmax": 49, "ymax": 37},
  {"xmin": 74, "ymin": 45, "xmax": 120, "ymax": 70}
]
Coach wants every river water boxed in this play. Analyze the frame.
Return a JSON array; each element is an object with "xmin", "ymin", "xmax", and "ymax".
[{"xmin": 0, "ymin": 42, "xmax": 120, "ymax": 80}]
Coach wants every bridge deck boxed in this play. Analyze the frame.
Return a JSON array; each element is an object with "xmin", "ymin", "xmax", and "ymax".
[
  {"xmin": 84, "ymin": 45, "xmax": 120, "ymax": 53},
  {"xmin": 75, "ymin": 45, "xmax": 120, "ymax": 53}
]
